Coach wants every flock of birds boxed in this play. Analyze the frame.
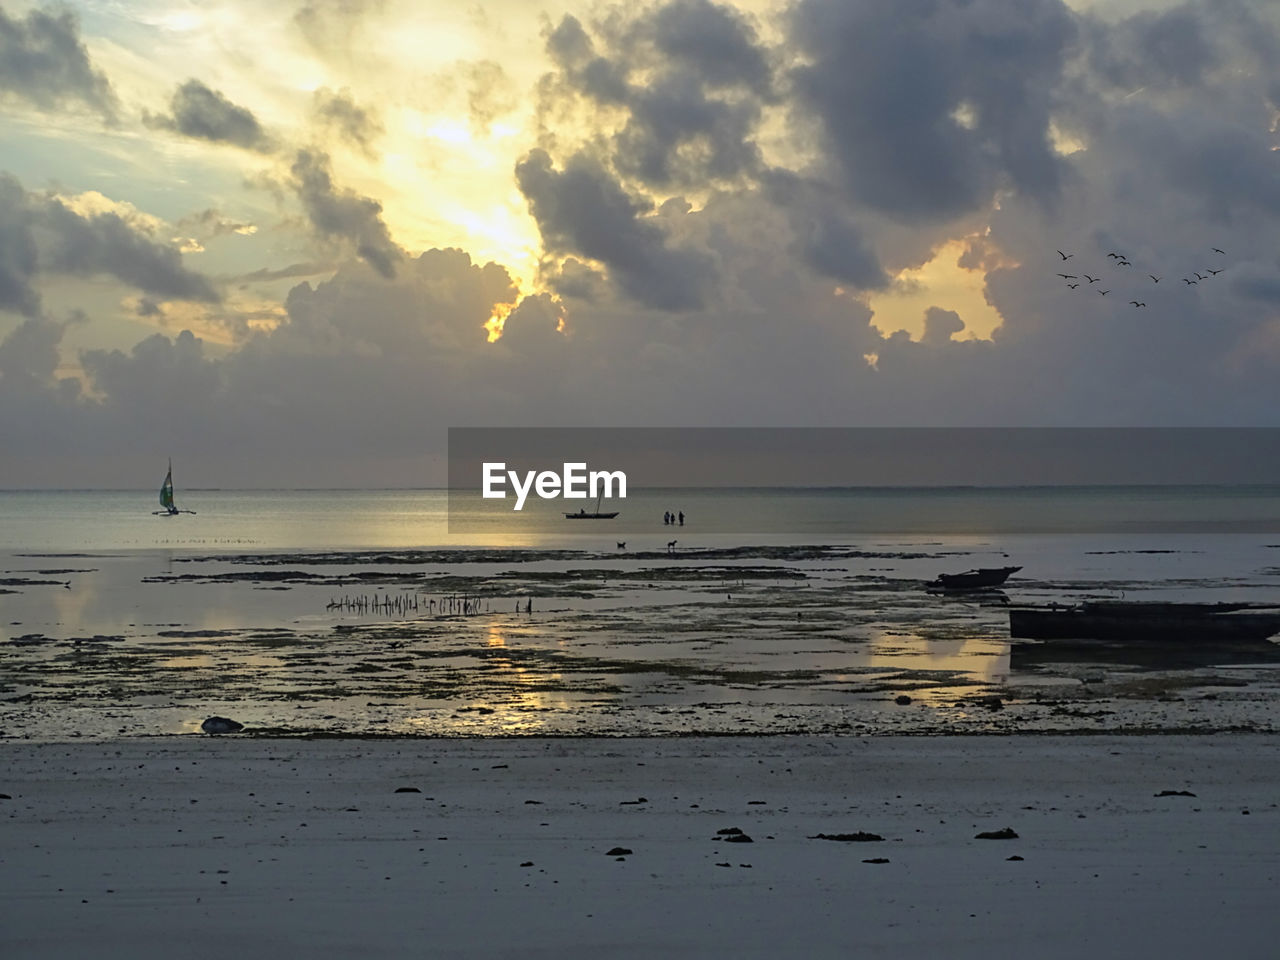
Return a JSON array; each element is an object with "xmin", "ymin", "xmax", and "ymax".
[{"xmin": 1053, "ymin": 246, "xmax": 1229, "ymax": 308}]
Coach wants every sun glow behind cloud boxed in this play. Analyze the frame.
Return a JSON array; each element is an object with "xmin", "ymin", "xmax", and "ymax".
[{"xmin": 866, "ymin": 239, "xmax": 1009, "ymax": 342}]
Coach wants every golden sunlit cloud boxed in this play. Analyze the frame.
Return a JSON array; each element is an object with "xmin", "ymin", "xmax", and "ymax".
[
  {"xmin": 485, "ymin": 296, "xmax": 518, "ymax": 342},
  {"xmin": 867, "ymin": 237, "xmax": 1010, "ymax": 342}
]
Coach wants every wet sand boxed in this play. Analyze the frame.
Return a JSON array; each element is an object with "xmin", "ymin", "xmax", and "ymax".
[{"xmin": 4, "ymin": 734, "xmax": 1279, "ymax": 958}]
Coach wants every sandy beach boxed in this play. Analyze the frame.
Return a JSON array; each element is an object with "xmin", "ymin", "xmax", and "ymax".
[{"xmin": 4, "ymin": 734, "xmax": 1279, "ymax": 958}]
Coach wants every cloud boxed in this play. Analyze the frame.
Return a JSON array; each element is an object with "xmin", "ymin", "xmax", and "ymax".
[
  {"xmin": 0, "ymin": 174, "xmax": 220, "ymax": 316},
  {"xmin": 176, "ymin": 209, "xmax": 258, "ymax": 239},
  {"xmin": 0, "ymin": 6, "xmax": 117, "ymax": 120},
  {"xmin": 789, "ymin": 0, "xmax": 1075, "ymax": 222},
  {"xmin": 294, "ymin": 0, "xmax": 385, "ymax": 56},
  {"xmin": 0, "ymin": 314, "xmax": 65, "ymax": 384},
  {"xmin": 515, "ymin": 148, "xmax": 713, "ymax": 311},
  {"xmin": 312, "ymin": 87, "xmax": 383, "ymax": 156},
  {"xmin": 38, "ymin": 193, "xmax": 221, "ymax": 302},
  {"xmin": 0, "ymin": 173, "xmax": 40, "ymax": 316},
  {"xmin": 543, "ymin": 5, "xmax": 772, "ymax": 189},
  {"xmin": 147, "ymin": 79, "xmax": 274, "ymax": 152},
  {"xmin": 288, "ymin": 149, "xmax": 402, "ymax": 278}
]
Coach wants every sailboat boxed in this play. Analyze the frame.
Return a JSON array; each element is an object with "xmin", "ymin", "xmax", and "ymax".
[
  {"xmin": 153, "ymin": 459, "xmax": 196, "ymax": 516},
  {"xmin": 564, "ymin": 491, "xmax": 619, "ymax": 520}
]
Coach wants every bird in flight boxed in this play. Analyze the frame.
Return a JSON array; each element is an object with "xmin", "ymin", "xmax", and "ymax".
[
  {"xmin": 1129, "ymin": 301, "xmax": 1146, "ymax": 307},
  {"xmin": 1099, "ymin": 289, "xmax": 1110, "ymax": 295},
  {"xmin": 1212, "ymin": 247, "xmax": 1225, "ymax": 255},
  {"xmin": 1183, "ymin": 278, "xmax": 1198, "ymax": 285},
  {"xmin": 1149, "ymin": 275, "xmax": 1160, "ymax": 283},
  {"xmin": 1084, "ymin": 274, "xmax": 1099, "ymax": 283},
  {"xmin": 1057, "ymin": 273, "xmax": 1078, "ymax": 279},
  {"xmin": 1107, "ymin": 252, "xmax": 1123, "ymax": 259},
  {"xmin": 1067, "ymin": 283, "xmax": 1079, "ymax": 289},
  {"xmin": 1193, "ymin": 272, "xmax": 1205, "ymax": 281},
  {"xmin": 1207, "ymin": 268, "xmax": 1222, "ymax": 275},
  {"xmin": 1057, "ymin": 250, "xmax": 1073, "ymax": 260},
  {"xmin": 1117, "ymin": 260, "xmax": 1132, "ymax": 266}
]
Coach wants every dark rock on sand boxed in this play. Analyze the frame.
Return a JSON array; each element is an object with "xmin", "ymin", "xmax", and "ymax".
[
  {"xmin": 716, "ymin": 827, "xmax": 745, "ymax": 836},
  {"xmin": 809, "ymin": 832, "xmax": 884, "ymax": 842},
  {"xmin": 723, "ymin": 833, "xmax": 754, "ymax": 843},
  {"xmin": 0, "ymin": 793, "xmax": 10, "ymax": 800},
  {"xmin": 975, "ymin": 827, "xmax": 1019, "ymax": 840},
  {"xmin": 200, "ymin": 717, "xmax": 244, "ymax": 734},
  {"xmin": 895, "ymin": 695, "xmax": 912, "ymax": 705},
  {"xmin": 1155, "ymin": 790, "xmax": 1196, "ymax": 797},
  {"xmin": 394, "ymin": 787, "xmax": 421, "ymax": 793},
  {"xmin": 1007, "ymin": 855, "xmax": 1025, "ymax": 861},
  {"xmin": 605, "ymin": 847, "xmax": 632, "ymax": 856},
  {"xmin": 862, "ymin": 858, "xmax": 891, "ymax": 864}
]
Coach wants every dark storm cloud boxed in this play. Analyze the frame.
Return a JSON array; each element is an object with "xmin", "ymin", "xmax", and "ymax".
[
  {"xmin": 0, "ymin": 314, "xmax": 63, "ymax": 383},
  {"xmin": 1086, "ymin": 6, "xmax": 1217, "ymax": 89},
  {"xmin": 515, "ymin": 148, "xmax": 712, "ymax": 311},
  {"xmin": 0, "ymin": 174, "xmax": 219, "ymax": 312},
  {"xmin": 647, "ymin": 0, "xmax": 771, "ymax": 94},
  {"xmin": 147, "ymin": 80, "xmax": 274, "ymax": 152},
  {"xmin": 543, "ymin": 4, "xmax": 772, "ymax": 188},
  {"xmin": 614, "ymin": 71, "xmax": 763, "ymax": 184},
  {"xmin": 288, "ymin": 149, "xmax": 401, "ymax": 278},
  {"xmin": 39, "ymin": 195, "xmax": 221, "ymax": 302},
  {"xmin": 312, "ymin": 87, "xmax": 382, "ymax": 156},
  {"xmin": 0, "ymin": 173, "xmax": 40, "ymax": 316},
  {"xmin": 789, "ymin": 0, "xmax": 1075, "ymax": 223},
  {"xmin": 762, "ymin": 171, "xmax": 887, "ymax": 290},
  {"xmin": 922, "ymin": 307, "xmax": 965, "ymax": 345},
  {"xmin": 0, "ymin": 6, "xmax": 116, "ymax": 119}
]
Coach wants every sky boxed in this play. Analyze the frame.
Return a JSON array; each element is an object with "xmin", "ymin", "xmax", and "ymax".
[{"xmin": 1, "ymin": 0, "xmax": 1279, "ymax": 487}]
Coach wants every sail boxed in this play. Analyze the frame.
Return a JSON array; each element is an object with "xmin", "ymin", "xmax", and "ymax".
[{"xmin": 159, "ymin": 466, "xmax": 175, "ymax": 511}]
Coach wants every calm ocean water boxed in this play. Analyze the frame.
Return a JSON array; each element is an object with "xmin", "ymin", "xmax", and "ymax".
[{"xmin": 2, "ymin": 485, "xmax": 1279, "ymax": 551}]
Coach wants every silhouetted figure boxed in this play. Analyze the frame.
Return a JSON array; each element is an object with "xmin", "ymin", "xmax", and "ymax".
[
  {"xmin": 667, "ymin": 540, "xmax": 677, "ymax": 554},
  {"xmin": 526, "ymin": 598, "xmax": 533, "ymax": 614},
  {"xmin": 664, "ymin": 511, "xmax": 670, "ymax": 525},
  {"xmin": 617, "ymin": 541, "xmax": 627, "ymax": 550},
  {"xmin": 678, "ymin": 511, "xmax": 684, "ymax": 526}
]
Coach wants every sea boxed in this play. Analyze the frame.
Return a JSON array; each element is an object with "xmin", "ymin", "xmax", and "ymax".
[{"xmin": 3, "ymin": 486, "xmax": 1280, "ymax": 740}]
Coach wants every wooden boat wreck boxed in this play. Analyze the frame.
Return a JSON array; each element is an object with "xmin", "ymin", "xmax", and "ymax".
[
  {"xmin": 930, "ymin": 565, "xmax": 1021, "ymax": 590},
  {"xmin": 1009, "ymin": 601, "xmax": 1280, "ymax": 643}
]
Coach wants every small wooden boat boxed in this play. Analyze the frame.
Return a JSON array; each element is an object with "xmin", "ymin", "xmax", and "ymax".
[
  {"xmin": 930, "ymin": 565, "xmax": 1021, "ymax": 590},
  {"xmin": 564, "ymin": 493, "xmax": 618, "ymax": 520},
  {"xmin": 1009, "ymin": 601, "xmax": 1280, "ymax": 643}
]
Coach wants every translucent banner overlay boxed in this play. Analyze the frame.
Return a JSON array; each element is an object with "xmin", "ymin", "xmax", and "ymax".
[{"xmin": 448, "ymin": 428, "xmax": 1280, "ymax": 534}]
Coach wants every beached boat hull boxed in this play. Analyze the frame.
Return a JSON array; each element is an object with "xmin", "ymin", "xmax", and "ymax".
[
  {"xmin": 931, "ymin": 566, "xmax": 1021, "ymax": 590},
  {"xmin": 563, "ymin": 512, "xmax": 619, "ymax": 519},
  {"xmin": 1010, "ymin": 603, "xmax": 1280, "ymax": 643}
]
